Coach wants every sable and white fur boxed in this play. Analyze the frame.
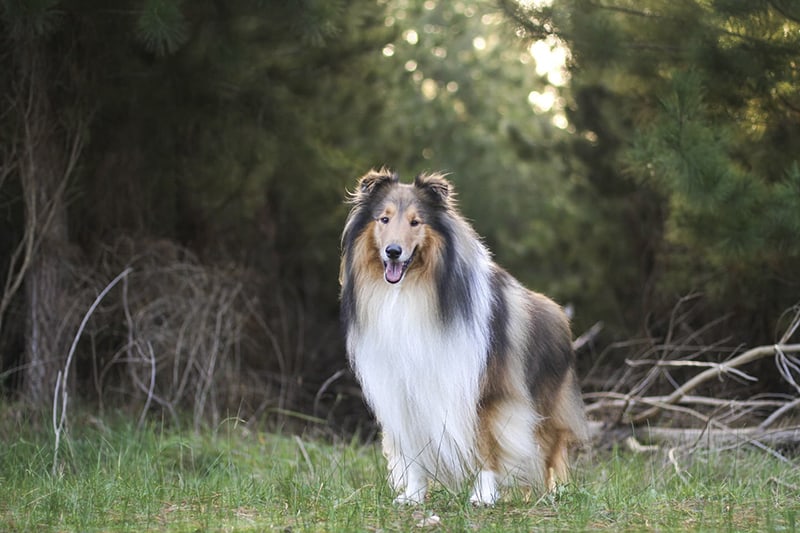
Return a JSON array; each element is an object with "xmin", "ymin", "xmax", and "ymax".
[{"xmin": 340, "ymin": 169, "xmax": 588, "ymax": 505}]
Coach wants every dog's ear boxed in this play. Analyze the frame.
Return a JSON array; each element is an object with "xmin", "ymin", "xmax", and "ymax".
[
  {"xmin": 414, "ymin": 172, "xmax": 451, "ymax": 205},
  {"xmin": 356, "ymin": 168, "xmax": 398, "ymax": 197}
]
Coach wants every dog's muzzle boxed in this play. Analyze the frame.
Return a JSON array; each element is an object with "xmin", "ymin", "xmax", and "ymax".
[{"xmin": 383, "ymin": 245, "xmax": 415, "ymax": 284}]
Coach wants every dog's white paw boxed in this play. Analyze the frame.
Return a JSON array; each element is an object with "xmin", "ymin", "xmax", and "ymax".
[
  {"xmin": 393, "ymin": 491, "xmax": 425, "ymax": 505},
  {"xmin": 392, "ymin": 466, "xmax": 427, "ymax": 505},
  {"xmin": 469, "ymin": 490, "xmax": 499, "ymax": 507},
  {"xmin": 469, "ymin": 470, "xmax": 499, "ymax": 506}
]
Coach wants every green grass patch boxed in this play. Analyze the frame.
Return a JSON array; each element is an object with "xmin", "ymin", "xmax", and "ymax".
[{"xmin": 1, "ymin": 412, "xmax": 798, "ymax": 531}]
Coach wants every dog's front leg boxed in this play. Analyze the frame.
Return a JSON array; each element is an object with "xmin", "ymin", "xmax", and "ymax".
[
  {"xmin": 393, "ymin": 463, "xmax": 428, "ymax": 505},
  {"xmin": 384, "ymin": 436, "xmax": 428, "ymax": 504}
]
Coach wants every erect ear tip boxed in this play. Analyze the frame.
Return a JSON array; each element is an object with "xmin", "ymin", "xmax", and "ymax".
[
  {"xmin": 357, "ymin": 168, "xmax": 398, "ymax": 194},
  {"xmin": 414, "ymin": 172, "xmax": 452, "ymax": 201}
]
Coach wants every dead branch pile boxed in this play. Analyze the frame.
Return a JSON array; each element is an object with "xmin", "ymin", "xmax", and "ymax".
[
  {"xmin": 88, "ymin": 238, "xmax": 266, "ymax": 430},
  {"xmin": 582, "ymin": 298, "xmax": 800, "ymax": 460}
]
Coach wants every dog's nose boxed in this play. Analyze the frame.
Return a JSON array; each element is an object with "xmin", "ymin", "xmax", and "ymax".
[{"xmin": 385, "ymin": 244, "xmax": 402, "ymax": 260}]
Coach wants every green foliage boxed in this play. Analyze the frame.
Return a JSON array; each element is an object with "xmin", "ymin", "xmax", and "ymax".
[
  {"xmin": 509, "ymin": 0, "xmax": 800, "ymax": 338},
  {"xmin": 135, "ymin": 0, "xmax": 189, "ymax": 56},
  {"xmin": 0, "ymin": 0, "xmax": 394, "ymax": 411},
  {"xmin": 629, "ymin": 70, "xmax": 800, "ymax": 268},
  {"xmin": 4, "ymin": 0, "xmax": 799, "ymax": 415},
  {"xmin": 346, "ymin": 1, "xmax": 589, "ymax": 312},
  {"xmin": 0, "ymin": 0, "xmax": 62, "ymax": 38}
]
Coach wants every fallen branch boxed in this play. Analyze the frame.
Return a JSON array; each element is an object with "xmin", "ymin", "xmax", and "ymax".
[
  {"xmin": 585, "ymin": 304, "xmax": 800, "ymax": 460},
  {"xmin": 588, "ymin": 421, "xmax": 800, "ymax": 451},
  {"xmin": 628, "ymin": 343, "xmax": 800, "ymax": 424},
  {"xmin": 633, "ymin": 425, "xmax": 800, "ymax": 450},
  {"xmin": 584, "ymin": 391, "xmax": 789, "ymax": 412}
]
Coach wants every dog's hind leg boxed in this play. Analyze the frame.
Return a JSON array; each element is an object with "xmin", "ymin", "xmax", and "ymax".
[
  {"xmin": 543, "ymin": 429, "xmax": 570, "ymax": 491},
  {"xmin": 543, "ymin": 371, "xmax": 588, "ymax": 490}
]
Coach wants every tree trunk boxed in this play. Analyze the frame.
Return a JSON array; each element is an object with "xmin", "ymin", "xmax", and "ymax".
[
  {"xmin": 13, "ymin": 35, "xmax": 76, "ymax": 406},
  {"xmin": 23, "ymin": 213, "xmax": 70, "ymax": 404}
]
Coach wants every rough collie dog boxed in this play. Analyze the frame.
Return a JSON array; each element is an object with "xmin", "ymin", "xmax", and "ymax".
[{"xmin": 339, "ymin": 168, "xmax": 587, "ymax": 505}]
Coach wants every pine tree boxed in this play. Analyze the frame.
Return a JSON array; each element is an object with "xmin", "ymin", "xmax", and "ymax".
[
  {"xmin": 0, "ymin": 0, "xmax": 392, "ymax": 408},
  {"xmin": 505, "ymin": 0, "xmax": 800, "ymax": 339}
]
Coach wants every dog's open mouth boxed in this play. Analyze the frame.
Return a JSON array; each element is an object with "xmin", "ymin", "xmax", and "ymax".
[{"xmin": 383, "ymin": 250, "xmax": 415, "ymax": 284}]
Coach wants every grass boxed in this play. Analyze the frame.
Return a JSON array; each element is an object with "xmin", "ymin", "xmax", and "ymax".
[{"xmin": 1, "ymin": 411, "xmax": 799, "ymax": 532}]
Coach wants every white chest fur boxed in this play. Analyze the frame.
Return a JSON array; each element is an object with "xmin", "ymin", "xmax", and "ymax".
[{"xmin": 348, "ymin": 279, "xmax": 492, "ymax": 482}]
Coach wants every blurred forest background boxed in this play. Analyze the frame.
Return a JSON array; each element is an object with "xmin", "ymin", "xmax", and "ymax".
[{"xmin": 1, "ymin": 0, "xmax": 799, "ymax": 432}]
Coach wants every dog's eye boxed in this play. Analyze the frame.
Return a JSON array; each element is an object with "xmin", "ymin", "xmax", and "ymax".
[
  {"xmin": 379, "ymin": 216, "xmax": 389, "ymax": 224},
  {"xmin": 410, "ymin": 219, "xmax": 420, "ymax": 227}
]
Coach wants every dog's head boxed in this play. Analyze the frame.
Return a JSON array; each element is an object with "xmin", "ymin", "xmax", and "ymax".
[{"xmin": 345, "ymin": 169, "xmax": 452, "ymax": 285}]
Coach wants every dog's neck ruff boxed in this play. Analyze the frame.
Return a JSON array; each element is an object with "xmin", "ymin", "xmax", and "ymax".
[{"xmin": 347, "ymin": 254, "xmax": 494, "ymax": 484}]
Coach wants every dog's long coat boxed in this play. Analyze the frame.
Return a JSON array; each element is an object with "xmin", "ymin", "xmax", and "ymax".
[{"xmin": 340, "ymin": 169, "xmax": 587, "ymax": 505}]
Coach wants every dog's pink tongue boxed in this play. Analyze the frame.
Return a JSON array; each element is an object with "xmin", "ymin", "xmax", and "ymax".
[{"xmin": 385, "ymin": 261, "xmax": 403, "ymax": 284}]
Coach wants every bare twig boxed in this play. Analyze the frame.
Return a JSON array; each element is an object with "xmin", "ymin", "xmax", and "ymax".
[
  {"xmin": 314, "ymin": 368, "xmax": 347, "ymax": 417},
  {"xmin": 778, "ymin": 306, "xmax": 800, "ymax": 344},
  {"xmin": 668, "ymin": 447, "xmax": 689, "ymax": 484},
  {"xmin": 759, "ymin": 397, "xmax": 800, "ymax": 430},
  {"xmin": 137, "ymin": 342, "xmax": 157, "ymax": 430},
  {"xmin": 625, "ymin": 436, "xmax": 658, "ymax": 453},
  {"xmin": 584, "ymin": 391, "xmax": 788, "ymax": 414},
  {"xmin": 625, "ymin": 358, "xmax": 758, "ymax": 382},
  {"xmin": 294, "ymin": 435, "xmax": 315, "ymax": 476},
  {"xmin": 774, "ymin": 345, "xmax": 800, "ymax": 394},
  {"xmin": 52, "ymin": 268, "xmax": 132, "ymax": 474},
  {"xmin": 573, "ymin": 322, "xmax": 603, "ymax": 351},
  {"xmin": 768, "ymin": 477, "xmax": 800, "ymax": 492}
]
